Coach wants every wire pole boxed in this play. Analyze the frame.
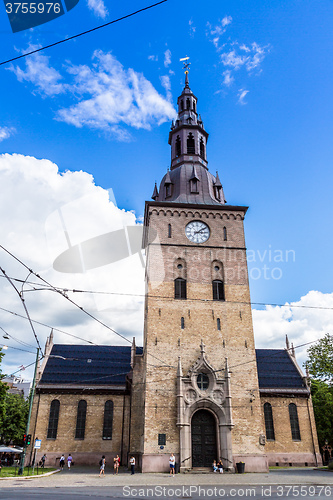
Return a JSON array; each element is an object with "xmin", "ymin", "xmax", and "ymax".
[{"xmin": 18, "ymin": 347, "xmax": 39, "ymax": 475}]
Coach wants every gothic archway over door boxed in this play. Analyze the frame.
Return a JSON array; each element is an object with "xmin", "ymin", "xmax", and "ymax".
[{"xmin": 191, "ymin": 410, "xmax": 217, "ymax": 467}]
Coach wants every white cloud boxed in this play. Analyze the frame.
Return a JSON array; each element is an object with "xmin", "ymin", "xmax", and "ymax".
[
  {"xmin": 87, "ymin": 0, "xmax": 108, "ymax": 18},
  {"xmin": 0, "ymin": 126, "xmax": 15, "ymax": 142},
  {"xmin": 8, "ymin": 45, "xmax": 65, "ymax": 97},
  {"xmin": 221, "ymin": 50, "xmax": 247, "ymax": 70},
  {"xmin": 237, "ymin": 88, "xmax": 249, "ymax": 104},
  {"xmin": 56, "ymin": 51, "xmax": 176, "ymax": 136},
  {"xmin": 0, "ymin": 153, "xmax": 145, "ymax": 378},
  {"xmin": 164, "ymin": 49, "xmax": 171, "ymax": 68},
  {"xmin": 253, "ymin": 291, "xmax": 333, "ymax": 369},
  {"xmin": 148, "ymin": 55, "xmax": 158, "ymax": 62},
  {"xmin": 160, "ymin": 75, "xmax": 172, "ymax": 101},
  {"xmin": 222, "ymin": 70, "xmax": 234, "ymax": 87},
  {"xmin": 10, "ymin": 49, "xmax": 176, "ymax": 140},
  {"xmin": 189, "ymin": 19, "xmax": 196, "ymax": 37},
  {"xmin": 206, "ymin": 16, "xmax": 232, "ymax": 47}
]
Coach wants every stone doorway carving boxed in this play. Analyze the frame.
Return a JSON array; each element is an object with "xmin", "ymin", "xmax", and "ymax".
[
  {"xmin": 177, "ymin": 342, "xmax": 234, "ymax": 471},
  {"xmin": 191, "ymin": 409, "xmax": 217, "ymax": 467}
]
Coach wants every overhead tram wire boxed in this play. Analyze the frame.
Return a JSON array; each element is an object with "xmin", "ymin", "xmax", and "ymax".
[
  {"xmin": 0, "ymin": 246, "xmax": 176, "ymax": 369},
  {"xmin": 0, "ymin": 0, "xmax": 168, "ymax": 67},
  {"xmin": 1, "ymin": 276, "xmax": 333, "ymax": 313}
]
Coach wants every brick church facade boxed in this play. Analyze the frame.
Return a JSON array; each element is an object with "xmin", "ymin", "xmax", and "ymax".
[{"xmin": 28, "ymin": 75, "xmax": 322, "ymax": 472}]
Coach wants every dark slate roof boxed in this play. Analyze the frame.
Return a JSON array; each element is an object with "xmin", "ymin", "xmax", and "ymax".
[
  {"xmin": 256, "ymin": 349, "xmax": 306, "ymax": 389},
  {"xmin": 39, "ymin": 345, "xmax": 139, "ymax": 386},
  {"xmin": 157, "ymin": 163, "xmax": 226, "ymax": 205}
]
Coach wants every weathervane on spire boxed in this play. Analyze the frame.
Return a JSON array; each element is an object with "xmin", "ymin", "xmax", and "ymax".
[
  {"xmin": 180, "ymin": 56, "xmax": 190, "ymax": 87},
  {"xmin": 180, "ymin": 56, "xmax": 191, "ymax": 74}
]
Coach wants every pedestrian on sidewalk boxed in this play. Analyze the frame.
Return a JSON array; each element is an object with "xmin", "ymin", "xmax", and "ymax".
[
  {"xmin": 114, "ymin": 454, "xmax": 120, "ymax": 474},
  {"xmin": 67, "ymin": 454, "xmax": 73, "ymax": 470},
  {"xmin": 129, "ymin": 456, "xmax": 135, "ymax": 475},
  {"xmin": 169, "ymin": 453, "xmax": 175, "ymax": 476},
  {"xmin": 59, "ymin": 454, "xmax": 65, "ymax": 470},
  {"xmin": 99, "ymin": 455, "xmax": 106, "ymax": 477}
]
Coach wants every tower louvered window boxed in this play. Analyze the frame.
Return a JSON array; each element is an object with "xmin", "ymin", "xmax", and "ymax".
[
  {"xmin": 264, "ymin": 402, "xmax": 275, "ymax": 441},
  {"xmin": 289, "ymin": 403, "xmax": 301, "ymax": 440},
  {"xmin": 186, "ymin": 98, "xmax": 190, "ymax": 109},
  {"xmin": 200, "ymin": 138, "xmax": 205, "ymax": 158},
  {"xmin": 103, "ymin": 400, "xmax": 113, "ymax": 440},
  {"xmin": 47, "ymin": 399, "xmax": 60, "ymax": 439},
  {"xmin": 175, "ymin": 136, "xmax": 181, "ymax": 157},
  {"xmin": 75, "ymin": 400, "xmax": 87, "ymax": 440},
  {"xmin": 187, "ymin": 133, "xmax": 195, "ymax": 154},
  {"xmin": 212, "ymin": 280, "xmax": 225, "ymax": 301},
  {"xmin": 175, "ymin": 278, "xmax": 187, "ymax": 300}
]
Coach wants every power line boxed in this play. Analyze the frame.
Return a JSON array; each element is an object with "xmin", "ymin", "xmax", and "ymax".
[{"xmin": 0, "ymin": 0, "xmax": 168, "ymax": 68}]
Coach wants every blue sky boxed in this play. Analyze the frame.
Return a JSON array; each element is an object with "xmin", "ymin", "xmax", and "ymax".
[{"xmin": 1, "ymin": 0, "xmax": 333, "ymax": 378}]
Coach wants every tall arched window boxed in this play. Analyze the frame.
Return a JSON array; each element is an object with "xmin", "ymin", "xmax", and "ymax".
[
  {"xmin": 217, "ymin": 318, "xmax": 221, "ymax": 331},
  {"xmin": 187, "ymin": 133, "xmax": 195, "ymax": 154},
  {"xmin": 193, "ymin": 101, "xmax": 196, "ymax": 113},
  {"xmin": 175, "ymin": 278, "xmax": 187, "ymax": 300},
  {"xmin": 180, "ymin": 100, "xmax": 184, "ymax": 111},
  {"xmin": 175, "ymin": 136, "xmax": 181, "ymax": 157},
  {"xmin": 186, "ymin": 98, "xmax": 190, "ymax": 109},
  {"xmin": 223, "ymin": 227, "xmax": 227, "ymax": 241},
  {"xmin": 181, "ymin": 317, "xmax": 185, "ymax": 329},
  {"xmin": 168, "ymin": 224, "xmax": 172, "ymax": 238},
  {"xmin": 75, "ymin": 400, "xmax": 87, "ymax": 440},
  {"xmin": 212, "ymin": 280, "xmax": 225, "ymax": 301},
  {"xmin": 200, "ymin": 138, "xmax": 205, "ymax": 158},
  {"xmin": 264, "ymin": 402, "xmax": 275, "ymax": 441},
  {"xmin": 47, "ymin": 399, "xmax": 60, "ymax": 439},
  {"xmin": 289, "ymin": 403, "xmax": 301, "ymax": 440},
  {"xmin": 103, "ymin": 400, "xmax": 113, "ymax": 440}
]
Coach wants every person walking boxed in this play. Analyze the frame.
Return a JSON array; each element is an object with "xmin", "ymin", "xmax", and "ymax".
[
  {"xmin": 67, "ymin": 454, "xmax": 73, "ymax": 470},
  {"xmin": 40, "ymin": 454, "xmax": 46, "ymax": 468},
  {"xmin": 129, "ymin": 456, "xmax": 135, "ymax": 475},
  {"xmin": 114, "ymin": 454, "xmax": 120, "ymax": 474},
  {"xmin": 169, "ymin": 453, "xmax": 175, "ymax": 476},
  {"xmin": 99, "ymin": 455, "xmax": 106, "ymax": 477},
  {"xmin": 59, "ymin": 454, "xmax": 65, "ymax": 470}
]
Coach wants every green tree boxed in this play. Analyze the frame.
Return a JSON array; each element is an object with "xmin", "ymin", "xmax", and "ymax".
[
  {"xmin": 305, "ymin": 333, "xmax": 333, "ymax": 383},
  {"xmin": 0, "ymin": 348, "xmax": 8, "ymax": 432},
  {"xmin": 310, "ymin": 379, "xmax": 333, "ymax": 449},
  {"xmin": 1, "ymin": 392, "xmax": 29, "ymax": 445}
]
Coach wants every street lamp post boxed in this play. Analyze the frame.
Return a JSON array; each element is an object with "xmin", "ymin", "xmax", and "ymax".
[{"xmin": 18, "ymin": 347, "xmax": 39, "ymax": 475}]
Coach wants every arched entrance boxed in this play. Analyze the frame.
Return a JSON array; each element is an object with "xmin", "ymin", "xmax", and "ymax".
[{"xmin": 191, "ymin": 410, "xmax": 217, "ymax": 467}]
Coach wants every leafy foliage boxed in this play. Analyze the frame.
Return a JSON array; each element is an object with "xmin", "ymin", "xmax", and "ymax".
[
  {"xmin": 0, "ymin": 347, "xmax": 29, "ymax": 446},
  {"xmin": 310, "ymin": 379, "xmax": 333, "ymax": 449},
  {"xmin": 305, "ymin": 333, "xmax": 333, "ymax": 384}
]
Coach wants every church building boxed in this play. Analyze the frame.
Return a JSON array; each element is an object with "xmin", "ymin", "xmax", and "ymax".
[{"xmin": 28, "ymin": 73, "xmax": 321, "ymax": 472}]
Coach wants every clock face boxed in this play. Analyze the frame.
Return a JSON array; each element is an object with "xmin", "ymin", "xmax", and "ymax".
[{"xmin": 185, "ymin": 221, "xmax": 210, "ymax": 243}]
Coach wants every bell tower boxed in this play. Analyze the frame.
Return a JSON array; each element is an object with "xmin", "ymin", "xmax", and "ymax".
[{"xmin": 132, "ymin": 68, "xmax": 268, "ymax": 473}]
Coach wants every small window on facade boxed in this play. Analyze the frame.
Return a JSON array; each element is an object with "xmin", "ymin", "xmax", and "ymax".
[
  {"xmin": 212, "ymin": 280, "xmax": 225, "ymax": 301},
  {"xmin": 193, "ymin": 101, "xmax": 196, "ymax": 113},
  {"xmin": 75, "ymin": 400, "xmax": 87, "ymax": 440},
  {"xmin": 186, "ymin": 98, "xmax": 190, "ymax": 109},
  {"xmin": 187, "ymin": 133, "xmax": 195, "ymax": 154},
  {"xmin": 190, "ymin": 179, "xmax": 199, "ymax": 194},
  {"xmin": 289, "ymin": 403, "xmax": 301, "ymax": 440},
  {"xmin": 217, "ymin": 318, "xmax": 221, "ymax": 331},
  {"xmin": 180, "ymin": 100, "xmax": 184, "ymax": 111},
  {"xmin": 168, "ymin": 224, "xmax": 172, "ymax": 238},
  {"xmin": 165, "ymin": 183, "xmax": 172, "ymax": 198},
  {"xmin": 175, "ymin": 136, "xmax": 181, "ymax": 157},
  {"xmin": 174, "ymin": 278, "xmax": 187, "ymax": 300},
  {"xmin": 47, "ymin": 399, "xmax": 60, "ymax": 439},
  {"xmin": 223, "ymin": 227, "xmax": 227, "ymax": 241},
  {"xmin": 158, "ymin": 433, "xmax": 166, "ymax": 445},
  {"xmin": 181, "ymin": 317, "xmax": 185, "ymax": 329},
  {"xmin": 177, "ymin": 263, "xmax": 183, "ymax": 269},
  {"xmin": 264, "ymin": 402, "xmax": 275, "ymax": 441},
  {"xmin": 197, "ymin": 373, "xmax": 209, "ymax": 391},
  {"xmin": 200, "ymin": 138, "xmax": 205, "ymax": 158},
  {"xmin": 103, "ymin": 400, "xmax": 113, "ymax": 440}
]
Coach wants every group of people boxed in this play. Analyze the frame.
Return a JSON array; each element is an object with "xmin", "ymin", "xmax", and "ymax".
[
  {"xmin": 212, "ymin": 459, "xmax": 224, "ymax": 473},
  {"xmin": 99, "ymin": 454, "xmax": 131, "ymax": 477},
  {"xmin": 59, "ymin": 454, "xmax": 73, "ymax": 470}
]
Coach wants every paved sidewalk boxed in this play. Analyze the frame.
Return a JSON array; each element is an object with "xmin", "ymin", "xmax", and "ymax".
[{"xmin": 1, "ymin": 467, "xmax": 332, "ymax": 489}]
